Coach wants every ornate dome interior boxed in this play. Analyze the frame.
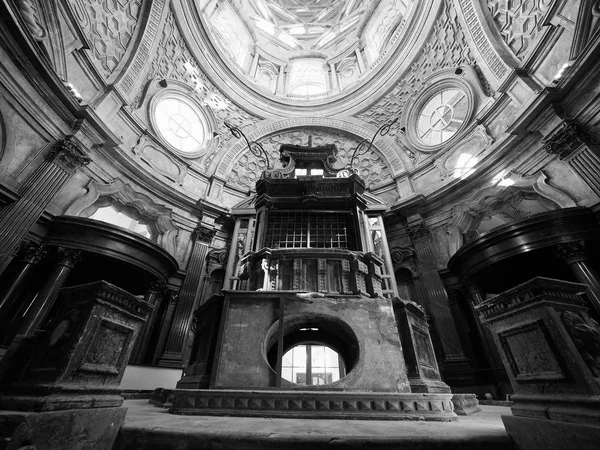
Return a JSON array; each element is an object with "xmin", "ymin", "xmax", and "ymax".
[
  {"xmin": 1, "ymin": 0, "xmax": 600, "ymax": 434},
  {"xmin": 201, "ymin": 0, "xmax": 415, "ymax": 99}
]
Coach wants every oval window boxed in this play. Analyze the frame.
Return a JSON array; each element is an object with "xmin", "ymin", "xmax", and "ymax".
[
  {"xmin": 416, "ymin": 88, "xmax": 468, "ymax": 146},
  {"xmin": 153, "ymin": 95, "xmax": 207, "ymax": 154}
]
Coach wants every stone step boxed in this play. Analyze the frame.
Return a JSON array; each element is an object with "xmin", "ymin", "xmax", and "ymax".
[{"xmin": 115, "ymin": 400, "xmax": 514, "ymax": 450}]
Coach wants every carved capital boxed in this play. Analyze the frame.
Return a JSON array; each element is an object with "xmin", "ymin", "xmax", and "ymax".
[
  {"xmin": 192, "ymin": 225, "xmax": 216, "ymax": 244},
  {"xmin": 167, "ymin": 289, "xmax": 179, "ymax": 304},
  {"xmin": 56, "ymin": 248, "xmax": 82, "ymax": 268},
  {"xmin": 147, "ymin": 279, "xmax": 168, "ymax": 296},
  {"xmin": 543, "ymin": 124, "xmax": 588, "ymax": 160},
  {"xmin": 407, "ymin": 223, "xmax": 429, "ymax": 241},
  {"xmin": 557, "ymin": 241, "xmax": 587, "ymax": 264},
  {"xmin": 46, "ymin": 138, "xmax": 91, "ymax": 171},
  {"xmin": 17, "ymin": 241, "xmax": 47, "ymax": 264}
]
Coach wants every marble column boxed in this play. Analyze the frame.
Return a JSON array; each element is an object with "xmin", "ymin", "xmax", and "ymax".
[
  {"xmin": 158, "ymin": 225, "xmax": 215, "ymax": 368},
  {"xmin": 409, "ymin": 224, "xmax": 470, "ymax": 365},
  {"xmin": 130, "ymin": 279, "xmax": 167, "ymax": 365},
  {"xmin": 0, "ymin": 242, "xmax": 47, "ymax": 325},
  {"xmin": 17, "ymin": 248, "xmax": 81, "ymax": 335},
  {"xmin": 557, "ymin": 240, "xmax": 600, "ymax": 316},
  {"xmin": 0, "ymin": 138, "xmax": 90, "ymax": 273}
]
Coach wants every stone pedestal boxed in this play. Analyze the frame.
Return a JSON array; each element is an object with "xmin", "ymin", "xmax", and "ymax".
[
  {"xmin": 0, "ymin": 281, "xmax": 151, "ymax": 450},
  {"xmin": 476, "ymin": 277, "xmax": 600, "ymax": 450},
  {"xmin": 393, "ymin": 298, "xmax": 452, "ymax": 394}
]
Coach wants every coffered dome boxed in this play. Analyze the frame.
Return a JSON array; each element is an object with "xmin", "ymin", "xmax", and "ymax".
[{"xmin": 200, "ymin": 0, "xmax": 416, "ymax": 102}]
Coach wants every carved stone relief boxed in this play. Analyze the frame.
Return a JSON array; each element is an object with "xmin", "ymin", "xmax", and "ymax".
[
  {"xmin": 15, "ymin": 0, "xmax": 47, "ymax": 41},
  {"xmin": 485, "ymin": 0, "xmax": 552, "ymax": 60},
  {"xmin": 64, "ymin": 178, "xmax": 179, "ymax": 257},
  {"xmin": 356, "ymin": 0, "xmax": 476, "ymax": 150},
  {"xmin": 561, "ymin": 311, "xmax": 600, "ymax": 378},
  {"xmin": 213, "ymin": 117, "xmax": 406, "ymax": 179},
  {"xmin": 447, "ymin": 171, "xmax": 576, "ymax": 255},
  {"xmin": 132, "ymin": 135, "xmax": 189, "ymax": 185},
  {"xmin": 71, "ymin": 0, "xmax": 143, "ymax": 77},
  {"xmin": 226, "ymin": 129, "xmax": 393, "ymax": 190},
  {"xmin": 434, "ymin": 125, "xmax": 494, "ymax": 181},
  {"xmin": 133, "ymin": 10, "xmax": 261, "ymax": 155},
  {"xmin": 337, "ymin": 56, "xmax": 360, "ymax": 91}
]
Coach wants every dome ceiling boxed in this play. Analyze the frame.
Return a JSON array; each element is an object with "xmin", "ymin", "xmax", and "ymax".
[
  {"xmin": 249, "ymin": 0, "xmax": 369, "ymax": 51},
  {"xmin": 201, "ymin": 0, "xmax": 416, "ymax": 103}
]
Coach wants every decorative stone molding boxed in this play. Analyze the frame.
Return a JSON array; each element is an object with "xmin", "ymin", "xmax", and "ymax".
[
  {"xmin": 64, "ymin": 178, "xmax": 179, "ymax": 256},
  {"xmin": 206, "ymin": 249, "xmax": 228, "ymax": 277},
  {"xmin": 131, "ymin": 8, "xmax": 260, "ymax": 149},
  {"xmin": 543, "ymin": 124, "xmax": 588, "ymax": 160},
  {"xmin": 16, "ymin": 241, "xmax": 47, "ymax": 264},
  {"xmin": 407, "ymin": 223, "xmax": 430, "ymax": 241},
  {"xmin": 356, "ymin": 1, "xmax": 483, "ymax": 138},
  {"xmin": 118, "ymin": 0, "xmax": 167, "ymax": 93},
  {"xmin": 169, "ymin": 390, "xmax": 457, "ymax": 421},
  {"xmin": 55, "ymin": 247, "xmax": 82, "ymax": 268},
  {"xmin": 69, "ymin": 0, "xmax": 144, "ymax": 77},
  {"xmin": 447, "ymin": 171, "xmax": 576, "ymax": 255},
  {"xmin": 147, "ymin": 278, "xmax": 168, "ymax": 296},
  {"xmin": 556, "ymin": 241, "xmax": 587, "ymax": 265},
  {"xmin": 561, "ymin": 310, "xmax": 600, "ymax": 377},
  {"xmin": 192, "ymin": 225, "xmax": 216, "ymax": 244},
  {"xmin": 434, "ymin": 124, "xmax": 494, "ymax": 180},
  {"xmin": 132, "ymin": 134, "xmax": 189, "ymax": 185},
  {"xmin": 46, "ymin": 138, "xmax": 91, "ymax": 172},
  {"xmin": 213, "ymin": 117, "xmax": 405, "ymax": 184},
  {"xmin": 454, "ymin": 0, "xmax": 511, "ymax": 81},
  {"xmin": 15, "ymin": 0, "xmax": 47, "ymax": 41},
  {"xmin": 485, "ymin": 0, "xmax": 551, "ymax": 60}
]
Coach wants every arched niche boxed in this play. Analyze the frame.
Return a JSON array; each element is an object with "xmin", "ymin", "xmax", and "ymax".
[
  {"xmin": 210, "ymin": 117, "xmax": 409, "ymax": 183},
  {"xmin": 447, "ymin": 171, "xmax": 577, "ymax": 256},
  {"xmin": 64, "ymin": 178, "xmax": 179, "ymax": 256}
]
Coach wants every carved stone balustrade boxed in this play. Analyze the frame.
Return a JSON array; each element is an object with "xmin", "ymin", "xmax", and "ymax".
[{"xmin": 239, "ymin": 248, "xmax": 385, "ymax": 297}]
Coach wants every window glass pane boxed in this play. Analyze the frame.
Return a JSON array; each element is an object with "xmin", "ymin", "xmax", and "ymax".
[
  {"xmin": 89, "ymin": 206, "xmax": 151, "ymax": 239},
  {"xmin": 417, "ymin": 88, "xmax": 467, "ymax": 146},
  {"xmin": 281, "ymin": 344, "xmax": 342, "ymax": 385},
  {"xmin": 154, "ymin": 96, "xmax": 206, "ymax": 153}
]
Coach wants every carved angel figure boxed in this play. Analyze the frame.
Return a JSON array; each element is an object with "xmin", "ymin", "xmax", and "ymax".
[{"xmin": 561, "ymin": 311, "xmax": 600, "ymax": 377}]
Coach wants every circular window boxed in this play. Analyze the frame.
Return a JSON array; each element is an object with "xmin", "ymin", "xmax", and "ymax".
[
  {"xmin": 404, "ymin": 77, "xmax": 475, "ymax": 153},
  {"xmin": 416, "ymin": 88, "xmax": 468, "ymax": 146},
  {"xmin": 153, "ymin": 95, "xmax": 207, "ymax": 154},
  {"xmin": 265, "ymin": 315, "xmax": 359, "ymax": 388}
]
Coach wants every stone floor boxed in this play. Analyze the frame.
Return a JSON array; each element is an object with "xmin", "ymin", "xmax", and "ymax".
[{"xmin": 116, "ymin": 400, "xmax": 515, "ymax": 449}]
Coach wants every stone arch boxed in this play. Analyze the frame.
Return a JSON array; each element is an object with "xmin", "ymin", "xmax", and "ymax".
[
  {"xmin": 211, "ymin": 117, "xmax": 409, "ymax": 182},
  {"xmin": 64, "ymin": 178, "xmax": 179, "ymax": 256},
  {"xmin": 447, "ymin": 171, "xmax": 577, "ymax": 256}
]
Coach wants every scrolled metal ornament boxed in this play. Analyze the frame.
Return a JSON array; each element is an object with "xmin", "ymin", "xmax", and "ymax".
[
  {"xmin": 348, "ymin": 118, "xmax": 398, "ymax": 172},
  {"xmin": 224, "ymin": 121, "xmax": 271, "ymax": 169}
]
